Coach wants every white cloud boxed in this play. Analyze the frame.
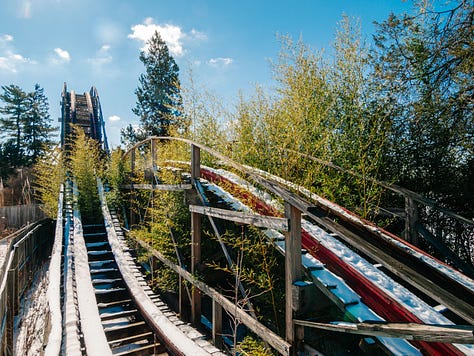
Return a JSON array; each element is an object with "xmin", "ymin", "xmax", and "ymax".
[
  {"xmin": 53, "ymin": 47, "xmax": 71, "ymax": 62},
  {"xmin": 208, "ymin": 57, "xmax": 234, "ymax": 68},
  {"xmin": 87, "ymin": 44, "xmax": 112, "ymax": 66},
  {"xmin": 1, "ymin": 34, "xmax": 13, "ymax": 42},
  {"xmin": 0, "ymin": 34, "xmax": 34, "ymax": 73},
  {"xmin": 108, "ymin": 115, "xmax": 121, "ymax": 122},
  {"xmin": 128, "ymin": 18, "xmax": 206, "ymax": 57}
]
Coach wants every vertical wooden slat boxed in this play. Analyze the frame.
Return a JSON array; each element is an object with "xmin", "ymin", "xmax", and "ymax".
[
  {"xmin": 212, "ymin": 298, "xmax": 223, "ymax": 349},
  {"xmin": 285, "ymin": 202, "xmax": 302, "ymax": 352},
  {"xmin": 130, "ymin": 148, "xmax": 136, "ymax": 175},
  {"xmin": 178, "ymin": 276, "xmax": 190, "ymax": 322},
  {"xmin": 151, "ymin": 138, "xmax": 156, "ymax": 171},
  {"xmin": 191, "ymin": 211, "xmax": 202, "ymax": 325},
  {"xmin": 191, "ymin": 145, "xmax": 201, "ymax": 180}
]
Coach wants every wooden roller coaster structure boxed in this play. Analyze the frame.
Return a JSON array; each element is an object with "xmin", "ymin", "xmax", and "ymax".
[{"xmin": 2, "ymin": 84, "xmax": 473, "ymax": 355}]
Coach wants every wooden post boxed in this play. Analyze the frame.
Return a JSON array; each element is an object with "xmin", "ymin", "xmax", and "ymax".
[
  {"xmin": 191, "ymin": 144, "xmax": 200, "ymax": 180},
  {"xmin": 190, "ymin": 143, "xmax": 202, "ymax": 325},
  {"xmin": 130, "ymin": 148, "xmax": 136, "ymax": 227},
  {"xmin": 130, "ymin": 148, "xmax": 136, "ymax": 174},
  {"xmin": 151, "ymin": 138, "xmax": 156, "ymax": 171},
  {"xmin": 404, "ymin": 197, "xmax": 419, "ymax": 246},
  {"xmin": 191, "ymin": 211, "xmax": 202, "ymax": 325},
  {"xmin": 179, "ymin": 276, "xmax": 191, "ymax": 322},
  {"xmin": 212, "ymin": 298, "xmax": 223, "ymax": 349},
  {"xmin": 285, "ymin": 203, "xmax": 302, "ymax": 352}
]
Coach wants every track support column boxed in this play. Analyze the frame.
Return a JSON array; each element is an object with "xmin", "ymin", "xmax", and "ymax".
[
  {"xmin": 191, "ymin": 144, "xmax": 202, "ymax": 326},
  {"xmin": 285, "ymin": 202, "xmax": 303, "ymax": 353},
  {"xmin": 150, "ymin": 138, "xmax": 156, "ymax": 171},
  {"xmin": 212, "ymin": 298, "xmax": 223, "ymax": 349}
]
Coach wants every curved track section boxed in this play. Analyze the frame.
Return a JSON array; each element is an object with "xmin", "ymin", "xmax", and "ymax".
[{"xmin": 200, "ymin": 166, "xmax": 474, "ymax": 356}]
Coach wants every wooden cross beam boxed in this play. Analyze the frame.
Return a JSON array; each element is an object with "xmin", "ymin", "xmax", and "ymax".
[
  {"xmin": 189, "ymin": 205, "xmax": 289, "ymax": 231},
  {"xmin": 294, "ymin": 320, "xmax": 474, "ymax": 344}
]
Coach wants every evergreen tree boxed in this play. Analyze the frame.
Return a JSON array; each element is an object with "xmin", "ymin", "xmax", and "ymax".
[
  {"xmin": 24, "ymin": 84, "xmax": 56, "ymax": 164},
  {"xmin": 0, "ymin": 85, "xmax": 29, "ymax": 166},
  {"xmin": 125, "ymin": 30, "xmax": 183, "ymax": 145}
]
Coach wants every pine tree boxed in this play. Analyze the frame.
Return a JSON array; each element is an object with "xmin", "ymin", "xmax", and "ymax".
[
  {"xmin": 0, "ymin": 85, "xmax": 29, "ymax": 166},
  {"xmin": 126, "ymin": 30, "xmax": 183, "ymax": 145},
  {"xmin": 24, "ymin": 84, "xmax": 56, "ymax": 164}
]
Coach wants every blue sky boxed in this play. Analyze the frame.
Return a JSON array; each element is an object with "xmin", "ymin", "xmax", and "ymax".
[{"xmin": 1, "ymin": 0, "xmax": 412, "ymax": 147}]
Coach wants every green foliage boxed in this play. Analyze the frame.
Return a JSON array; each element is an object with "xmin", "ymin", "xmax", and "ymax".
[
  {"xmin": 372, "ymin": 1, "xmax": 473, "ymax": 213},
  {"xmin": 182, "ymin": 68, "xmax": 229, "ymax": 165},
  {"xmin": 208, "ymin": 225, "xmax": 284, "ymax": 333},
  {"xmin": 0, "ymin": 84, "xmax": 56, "ymax": 169},
  {"xmin": 105, "ymin": 147, "xmax": 129, "ymax": 210},
  {"xmin": 372, "ymin": 1, "xmax": 473, "ymax": 261},
  {"xmin": 24, "ymin": 84, "xmax": 56, "ymax": 165},
  {"xmin": 0, "ymin": 85, "xmax": 29, "ymax": 166},
  {"xmin": 67, "ymin": 126, "xmax": 103, "ymax": 220},
  {"xmin": 33, "ymin": 146, "xmax": 63, "ymax": 217},
  {"xmin": 236, "ymin": 335, "xmax": 273, "ymax": 356},
  {"xmin": 129, "ymin": 169, "xmax": 191, "ymax": 292},
  {"xmin": 231, "ymin": 22, "xmax": 387, "ymax": 219}
]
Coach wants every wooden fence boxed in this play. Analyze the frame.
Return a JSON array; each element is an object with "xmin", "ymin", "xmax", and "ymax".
[
  {"xmin": 0, "ymin": 205, "xmax": 46, "ymax": 230},
  {"xmin": 0, "ymin": 219, "xmax": 55, "ymax": 355}
]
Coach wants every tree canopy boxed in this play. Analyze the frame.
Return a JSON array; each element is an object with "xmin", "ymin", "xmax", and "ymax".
[
  {"xmin": 0, "ymin": 84, "xmax": 55, "ymax": 175},
  {"xmin": 122, "ymin": 31, "xmax": 184, "ymax": 146}
]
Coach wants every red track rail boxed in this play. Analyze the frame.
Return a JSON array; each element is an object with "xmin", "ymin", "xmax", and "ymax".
[{"xmin": 201, "ymin": 168, "xmax": 463, "ymax": 355}]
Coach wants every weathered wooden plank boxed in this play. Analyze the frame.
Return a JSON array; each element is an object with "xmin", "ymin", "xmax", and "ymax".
[
  {"xmin": 285, "ymin": 203, "xmax": 302, "ymax": 347},
  {"xmin": 189, "ymin": 205, "xmax": 288, "ymax": 231},
  {"xmin": 293, "ymin": 320, "xmax": 474, "ymax": 344},
  {"xmin": 191, "ymin": 144, "xmax": 200, "ymax": 180},
  {"xmin": 191, "ymin": 210, "xmax": 202, "ymax": 326},
  {"xmin": 212, "ymin": 298, "xmax": 223, "ymax": 349},
  {"xmin": 121, "ymin": 184, "xmax": 192, "ymax": 191}
]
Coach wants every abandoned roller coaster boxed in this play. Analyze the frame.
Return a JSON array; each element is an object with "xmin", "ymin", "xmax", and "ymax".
[{"xmin": 0, "ymin": 84, "xmax": 473, "ymax": 356}]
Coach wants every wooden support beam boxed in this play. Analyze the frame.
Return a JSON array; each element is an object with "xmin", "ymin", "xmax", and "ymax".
[
  {"xmin": 293, "ymin": 320, "xmax": 474, "ymax": 344},
  {"xmin": 130, "ymin": 148, "xmax": 136, "ymax": 174},
  {"xmin": 285, "ymin": 203, "xmax": 302, "ymax": 352},
  {"xmin": 151, "ymin": 138, "xmax": 156, "ymax": 170},
  {"xmin": 191, "ymin": 144, "xmax": 200, "ymax": 180},
  {"xmin": 212, "ymin": 298, "xmax": 223, "ymax": 349},
  {"xmin": 191, "ymin": 211, "xmax": 202, "ymax": 326},
  {"xmin": 179, "ymin": 275, "xmax": 190, "ymax": 322},
  {"xmin": 189, "ymin": 205, "xmax": 289, "ymax": 231},
  {"xmin": 122, "ymin": 184, "xmax": 192, "ymax": 191},
  {"xmin": 415, "ymin": 223, "xmax": 474, "ymax": 278}
]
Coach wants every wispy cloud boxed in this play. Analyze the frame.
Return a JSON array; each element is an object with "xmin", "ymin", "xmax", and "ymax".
[
  {"xmin": 128, "ymin": 18, "xmax": 206, "ymax": 57},
  {"xmin": 53, "ymin": 47, "xmax": 71, "ymax": 63},
  {"xmin": 108, "ymin": 115, "xmax": 121, "ymax": 122},
  {"xmin": 208, "ymin": 57, "xmax": 234, "ymax": 68},
  {"xmin": 19, "ymin": 0, "xmax": 32, "ymax": 19},
  {"xmin": 0, "ymin": 34, "xmax": 35, "ymax": 73},
  {"xmin": 87, "ymin": 44, "xmax": 112, "ymax": 66}
]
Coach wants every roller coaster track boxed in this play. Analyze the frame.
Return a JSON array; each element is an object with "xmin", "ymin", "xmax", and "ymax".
[
  {"xmin": 16, "ymin": 85, "xmax": 471, "ymax": 355},
  {"xmin": 45, "ymin": 86, "xmax": 223, "ymax": 356}
]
